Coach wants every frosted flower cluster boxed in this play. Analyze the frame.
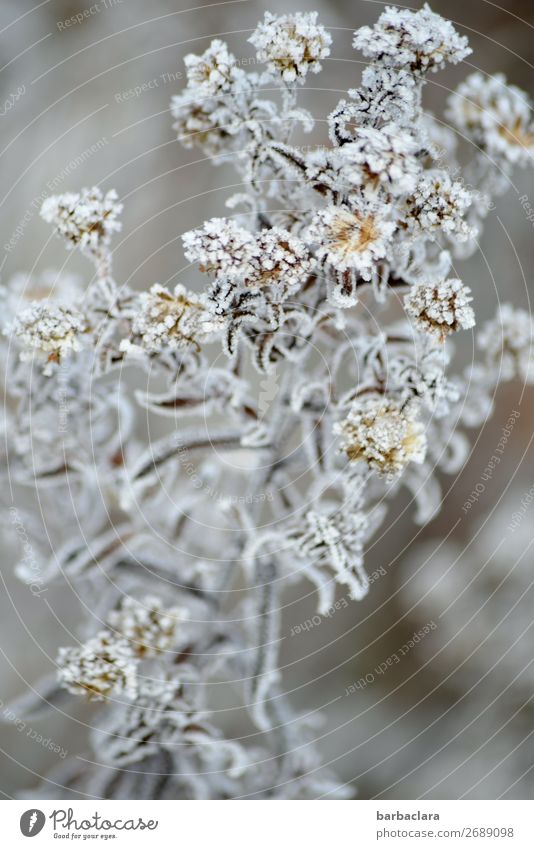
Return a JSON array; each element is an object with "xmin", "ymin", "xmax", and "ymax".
[
  {"xmin": 353, "ymin": 3, "xmax": 471, "ymax": 75},
  {"xmin": 479, "ymin": 304, "xmax": 534, "ymax": 383},
  {"xmin": 4, "ymin": 6, "xmax": 534, "ymax": 802},
  {"xmin": 8, "ymin": 301, "xmax": 86, "ymax": 370},
  {"xmin": 404, "ymin": 171, "xmax": 475, "ymax": 242},
  {"xmin": 447, "ymin": 72, "xmax": 534, "ymax": 167},
  {"xmin": 57, "ymin": 632, "xmax": 138, "ymax": 701},
  {"xmin": 404, "ymin": 279, "xmax": 475, "ymax": 341},
  {"xmin": 184, "ymin": 218, "xmax": 314, "ymax": 294},
  {"xmin": 340, "ymin": 122, "xmax": 422, "ymax": 196},
  {"xmin": 183, "ymin": 39, "xmax": 245, "ymax": 96},
  {"xmin": 335, "ymin": 396, "xmax": 427, "ymax": 476},
  {"xmin": 41, "ymin": 187, "xmax": 122, "ymax": 258},
  {"xmin": 310, "ymin": 204, "xmax": 395, "ymax": 278},
  {"xmin": 107, "ymin": 596, "xmax": 185, "ymax": 657},
  {"xmin": 248, "ymin": 11, "xmax": 331, "ymax": 83},
  {"xmin": 124, "ymin": 283, "xmax": 213, "ymax": 354}
]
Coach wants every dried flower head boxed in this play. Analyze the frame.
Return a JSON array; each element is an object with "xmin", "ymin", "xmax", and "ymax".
[
  {"xmin": 125, "ymin": 283, "xmax": 214, "ymax": 353},
  {"xmin": 107, "ymin": 596, "xmax": 185, "ymax": 657},
  {"xmin": 310, "ymin": 204, "xmax": 396, "ymax": 279},
  {"xmin": 8, "ymin": 301, "xmax": 86, "ymax": 369},
  {"xmin": 335, "ymin": 396, "xmax": 427, "ymax": 475},
  {"xmin": 405, "ymin": 279, "xmax": 475, "ymax": 341},
  {"xmin": 403, "ymin": 171, "xmax": 475, "ymax": 241},
  {"xmin": 447, "ymin": 72, "xmax": 534, "ymax": 166},
  {"xmin": 353, "ymin": 4, "xmax": 471, "ymax": 75},
  {"xmin": 479, "ymin": 304, "xmax": 534, "ymax": 382},
  {"xmin": 184, "ymin": 39, "xmax": 244, "ymax": 96},
  {"xmin": 41, "ymin": 187, "xmax": 122, "ymax": 256},
  {"xmin": 249, "ymin": 11, "xmax": 331, "ymax": 83},
  {"xmin": 57, "ymin": 632, "xmax": 138, "ymax": 701}
]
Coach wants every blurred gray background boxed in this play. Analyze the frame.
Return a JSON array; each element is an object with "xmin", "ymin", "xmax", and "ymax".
[{"xmin": 1, "ymin": 0, "xmax": 534, "ymax": 799}]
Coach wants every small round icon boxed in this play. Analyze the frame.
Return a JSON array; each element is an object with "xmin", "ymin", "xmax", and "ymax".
[{"xmin": 20, "ymin": 810, "xmax": 46, "ymax": 837}]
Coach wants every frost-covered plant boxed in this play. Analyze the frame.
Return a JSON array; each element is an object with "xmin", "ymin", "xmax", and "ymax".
[{"xmin": 2, "ymin": 6, "xmax": 533, "ymax": 800}]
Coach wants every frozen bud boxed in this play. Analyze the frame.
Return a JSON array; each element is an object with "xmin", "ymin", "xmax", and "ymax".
[
  {"xmin": 8, "ymin": 302, "xmax": 86, "ymax": 369},
  {"xmin": 340, "ymin": 122, "xmax": 421, "ymax": 195},
  {"xmin": 310, "ymin": 203, "xmax": 396, "ymax": 279},
  {"xmin": 57, "ymin": 632, "xmax": 137, "ymax": 701},
  {"xmin": 447, "ymin": 72, "xmax": 534, "ymax": 166},
  {"xmin": 126, "ymin": 283, "xmax": 214, "ymax": 353},
  {"xmin": 353, "ymin": 3, "xmax": 470, "ymax": 75},
  {"xmin": 249, "ymin": 11, "xmax": 331, "ymax": 83},
  {"xmin": 183, "ymin": 218, "xmax": 255, "ymax": 280},
  {"xmin": 335, "ymin": 396, "xmax": 427, "ymax": 475},
  {"xmin": 405, "ymin": 279, "xmax": 475, "ymax": 341},
  {"xmin": 108, "ymin": 596, "xmax": 185, "ymax": 657},
  {"xmin": 41, "ymin": 187, "xmax": 122, "ymax": 256},
  {"xmin": 403, "ymin": 171, "xmax": 475, "ymax": 241},
  {"xmin": 184, "ymin": 39, "xmax": 244, "ymax": 96},
  {"xmin": 479, "ymin": 304, "xmax": 534, "ymax": 383}
]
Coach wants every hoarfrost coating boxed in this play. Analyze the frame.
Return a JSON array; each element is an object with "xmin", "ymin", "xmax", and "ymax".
[{"xmin": 2, "ymin": 5, "xmax": 533, "ymax": 800}]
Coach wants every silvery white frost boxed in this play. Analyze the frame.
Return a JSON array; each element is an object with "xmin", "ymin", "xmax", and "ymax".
[{"xmin": 2, "ymin": 5, "xmax": 534, "ymax": 799}]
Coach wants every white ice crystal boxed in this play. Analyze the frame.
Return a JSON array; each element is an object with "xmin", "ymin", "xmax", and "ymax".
[
  {"xmin": 335, "ymin": 396, "xmax": 427, "ymax": 475},
  {"xmin": 57, "ymin": 632, "xmax": 138, "ymax": 701},
  {"xmin": 249, "ymin": 11, "xmax": 331, "ymax": 83},
  {"xmin": 404, "ymin": 278, "xmax": 475, "ymax": 341},
  {"xmin": 353, "ymin": 4, "xmax": 471, "ymax": 75},
  {"xmin": 447, "ymin": 72, "xmax": 534, "ymax": 167}
]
